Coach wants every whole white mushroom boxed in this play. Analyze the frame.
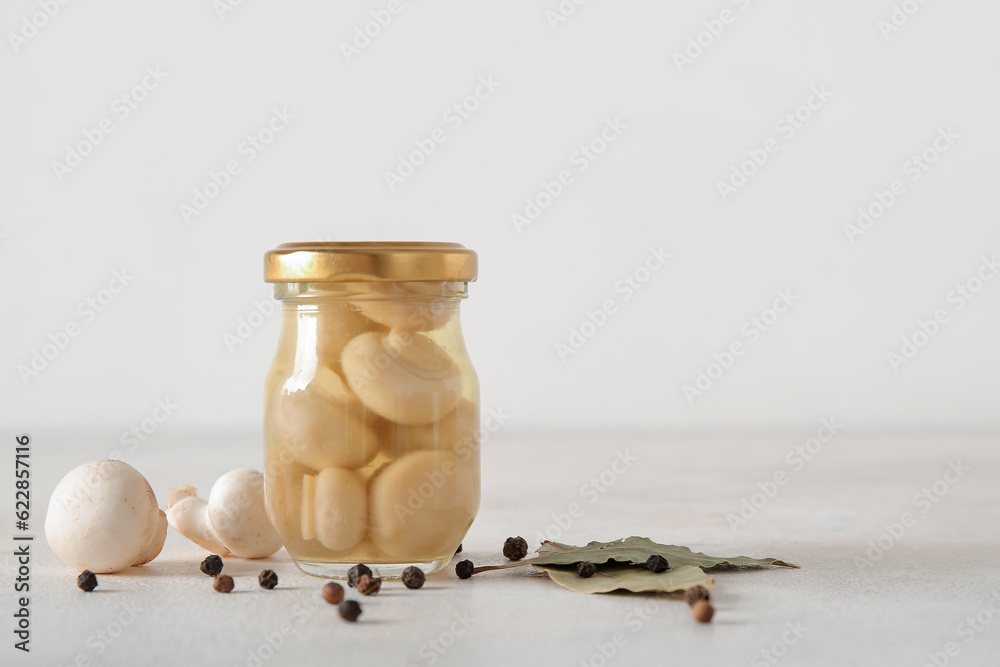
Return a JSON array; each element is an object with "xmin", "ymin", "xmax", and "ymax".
[
  {"xmin": 45, "ymin": 460, "xmax": 167, "ymax": 573},
  {"xmin": 341, "ymin": 330, "xmax": 461, "ymax": 425},
  {"xmin": 206, "ymin": 469, "xmax": 282, "ymax": 559}
]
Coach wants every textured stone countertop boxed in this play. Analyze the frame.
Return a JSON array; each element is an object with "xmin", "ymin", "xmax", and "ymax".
[{"xmin": 4, "ymin": 431, "xmax": 999, "ymax": 666}]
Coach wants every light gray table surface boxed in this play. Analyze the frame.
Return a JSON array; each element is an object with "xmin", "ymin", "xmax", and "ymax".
[{"xmin": 3, "ymin": 431, "xmax": 998, "ymax": 666}]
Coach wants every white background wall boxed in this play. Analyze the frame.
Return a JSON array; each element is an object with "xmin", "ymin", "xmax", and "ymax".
[{"xmin": 2, "ymin": 0, "xmax": 999, "ymax": 442}]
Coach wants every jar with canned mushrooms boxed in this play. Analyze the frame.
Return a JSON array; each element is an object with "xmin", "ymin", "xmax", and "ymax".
[{"xmin": 263, "ymin": 242, "xmax": 480, "ymax": 578}]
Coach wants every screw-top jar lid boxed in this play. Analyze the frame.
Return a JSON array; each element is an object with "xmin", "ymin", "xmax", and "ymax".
[{"xmin": 264, "ymin": 242, "xmax": 478, "ymax": 283}]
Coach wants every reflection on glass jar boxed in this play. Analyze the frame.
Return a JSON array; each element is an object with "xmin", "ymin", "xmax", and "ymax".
[{"xmin": 263, "ymin": 243, "xmax": 479, "ymax": 578}]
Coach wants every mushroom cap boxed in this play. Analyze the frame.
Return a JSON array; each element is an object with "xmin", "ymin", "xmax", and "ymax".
[
  {"xmin": 341, "ymin": 331, "xmax": 461, "ymax": 425},
  {"xmin": 312, "ymin": 467, "xmax": 367, "ymax": 552},
  {"xmin": 207, "ymin": 469, "xmax": 283, "ymax": 559},
  {"xmin": 355, "ymin": 282, "xmax": 455, "ymax": 331},
  {"xmin": 133, "ymin": 510, "xmax": 168, "ymax": 566},
  {"xmin": 368, "ymin": 451, "xmax": 477, "ymax": 559},
  {"xmin": 44, "ymin": 460, "xmax": 162, "ymax": 573},
  {"xmin": 269, "ymin": 366, "xmax": 380, "ymax": 470}
]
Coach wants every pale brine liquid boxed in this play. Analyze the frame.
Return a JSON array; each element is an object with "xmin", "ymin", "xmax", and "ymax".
[{"xmin": 263, "ymin": 286, "xmax": 480, "ymax": 575}]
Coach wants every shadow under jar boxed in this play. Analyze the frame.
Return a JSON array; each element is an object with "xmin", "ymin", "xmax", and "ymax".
[{"xmin": 263, "ymin": 242, "xmax": 480, "ymax": 578}]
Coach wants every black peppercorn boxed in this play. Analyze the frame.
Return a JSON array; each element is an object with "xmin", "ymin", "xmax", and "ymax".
[
  {"xmin": 455, "ymin": 543, "xmax": 463, "ymax": 555},
  {"xmin": 402, "ymin": 566, "xmax": 426, "ymax": 590},
  {"xmin": 348, "ymin": 564, "xmax": 372, "ymax": 588},
  {"xmin": 684, "ymin": 585, "xmax": 710, "ymax": 606},
  {"xmin": 503, "ymin": 536, "xmax": 529, "ymax": 561},
  {"xmin": 322, "ymin": 582, "xmax": 345, "ymax": 605},
  {"xmin": 77, "ymin": 570, "xmax": 98, "ymax": 592},
  {"xmin": 213, "ymin": 574, "xmax": 234, "ymax": 593},
  {"xmin": 339, "ymin": 600, "xmax": 362, "ymax": 622},
  {"xmin": 258, "ymin": 569, "xmax": 278, "ymax": 590},
  {"xmin": 646, "ymin": 555, "xmax": 669, "ymax": 573},
  {"xmin": 356, "ymin": 574, "xmax": 382, "ymax": 596},
  {"xmin": 456, "ymin": 559, "xmax": 475, "ymax": 579},
  {"xmin": 576, "ymin": 561, "xmax": 597, "ymax": 578},
  {"xmin": 200, "ymin": 554, "xmax": 223, "ymax": 577}
]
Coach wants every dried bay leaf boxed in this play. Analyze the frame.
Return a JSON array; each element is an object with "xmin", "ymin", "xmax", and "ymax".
[
  {"xmin": 536, "ymin": 537, "xmax": 798, "ymax": 570},
  {"xmin": 533, "ymin": 563, "xmax": 714, "ymax": 595},
  {"xmin": 473, "ymin": 536, "xmax": 798, "ymax": 575}
]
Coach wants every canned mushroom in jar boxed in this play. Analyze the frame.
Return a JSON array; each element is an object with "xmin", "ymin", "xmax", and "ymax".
[{"xmin": 263, "ymin": 242, "xmax": 480, "ymax": 578}]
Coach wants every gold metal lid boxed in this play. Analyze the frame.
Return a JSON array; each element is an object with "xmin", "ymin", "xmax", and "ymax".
[{"xmin": 264, "ymin": 242, "xmax": 478, "ymax": 283}]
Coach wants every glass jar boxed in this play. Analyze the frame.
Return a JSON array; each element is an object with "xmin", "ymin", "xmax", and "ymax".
[{"xmin": 263, "ymin": 242, "xmax": 480, "ymax": 578}]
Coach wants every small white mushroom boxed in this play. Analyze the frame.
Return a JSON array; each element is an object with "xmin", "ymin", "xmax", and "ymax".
[
  {"xmin": 312, "ymin": 467, "xmax": 367, "ymax": 552},
  {"xmin": 206, "ymin": 469, "xmax": 283, "ymax": 559},
  {"xmin": 44, "ymin": 460, "xmax": 167, "ymax": 573},
  {"xmin": 341, "ymin": 330, "xmax": 462, "ymax": 425},
  {"xmin": 269, "ymin": 365, "xmax": 381, "ymax": 470},
  {"xmin": 312, "ymin": 304, "xmax": 385, "ymax": 367},
  {"xmin": 368, "ymin": 451, "xmax": 477, "ymax": 559},
  {"xmin": 164, "ymin": 486, "xmax": 230, "ymax": 555},
  {"xmin": 355, "ymin": 282, "xmax": 455, "ymax": 331}
]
